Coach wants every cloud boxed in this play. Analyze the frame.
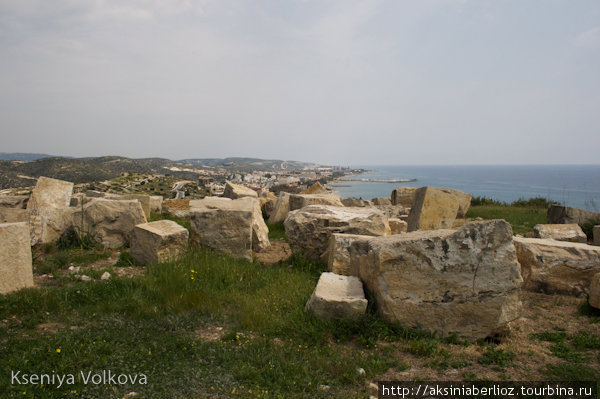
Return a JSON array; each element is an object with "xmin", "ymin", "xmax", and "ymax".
[{"xmin": 575, "ymin": 26, "xmax": 600, "ymax": 48}]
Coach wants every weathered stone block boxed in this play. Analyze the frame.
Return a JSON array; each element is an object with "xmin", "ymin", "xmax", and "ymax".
[
  {"xmin": 288, "ymin": 194, "xmax": 344, "ymax": 211},
  {"xmin": 284, "ymin": 205, "xmax": 390, "ymax": 260},
  {"xmin": 0, "ymin": 196, "xmax": 28, "ymax": 209},
  {"xmin": 391, "ymin": 187, "xmax": 417, "ymax": 207},
  {"xmin": 0, "ymin": 222, "xmax": 34, "ymax": 295},
  {"xmin": 388, "ymin": 218, "xmax": 408, "ymax": 234},
  {"xmin": 407, "ymin": 187, "xmax": 471, "ymax": 232},
  {"xmin": 27, "ymin": 177, "xmax": 73, "ymax": 209},
  {"xmin": 594, "ymin": 225, "xmax": 600, "ymax": 247},
  {"xmin": 547, "ymin": 204, "xmax": 600, "ymax": 226},
  {"xmin": 72, "ymin": 199, "xmax": 147, "ymax": 249},
  {"xmin": 122, "ymin": 194, "xmax": 151, "ymax": 219},
  {"xmin": 372, "ymin": 197, "xmax": 392, "ymax": 206},
  {"xmin": 589, "ymin": 273, "xmax": 600, "ymax": 309},
  {"xmin": 149, "ymin": 196, "xmax": 163, "ymax": 214},
  {"xmin": 305, "ymin": 272, "xmax": 367, "ymax": 320},
  {"xmin": 268, "ymin": 192, "xmax": 290, "ymax": 224},
  {"xmin": 533, "ymin": 223, "xmax": 587, "ymax": 243},
  {"xmin": 131, "ymin": 220, "xmax": 189, "ymax": 265},
  {"xmin": 27, "ymin": 177, "xmax": 74, "ymax": 245},
  {"xmin": 223, "ymin": 181, "xmax": 258, "ymax": 199},
  {"xmin": 326, "ymin": 233, "xmax": 371, "ymax": 276},
  {"xmin": 301, "ymin": 182, "xmax": 328, "ymax": 195},
  {"xmin": 191, "ymin": 197, "xmax": 270, "ymax": 253},
  {"xmin": 514, "ymin": 237, "xmax": 600, "ymax": 297},
  {"xmin": 341, "ymin": 198, "xmax": 372, "ymax": 207},
  {"xmin": 0, "ymin": 208, "xmax": 28, "ymax": 223},
  {"xmin": 355, "ymin": 220, "xmax": 522, "ymax": 340}
]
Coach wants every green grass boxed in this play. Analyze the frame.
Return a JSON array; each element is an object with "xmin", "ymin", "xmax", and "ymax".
[
  {"xmin": 267, "ymin": 222, "xmax": 287, "ymax": 241},
  {"xmin": 467, "ymin": 205, "xmax": 547, "ymax": 235},
  {"xmin": 478, "ymin": 346, "xmax": 516, "ymax": 368},
  {"xmin": 148, "ymin": 211, "xmax": 191, "ymax": 231},
  {"xmin": 1, "ymin": 248, "xmax": 418, "ymax": 398}
]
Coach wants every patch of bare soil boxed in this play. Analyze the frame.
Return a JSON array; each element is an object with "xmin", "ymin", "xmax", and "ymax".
[
  {"xmin": 163, "ymin": 199, "xmax": 190, "ymax": 211},
  {"xmin": 35, "ymin": 322, "xmax": 65, "ymax": 334},
  {"xmin": 195, "ymin": 325, "xmax": 226, "ymax": 341},
  {"xmin": 81, "ymin": 251, "xmax": 121, "ymax": 271},
  {"xmin": 370, "ymin": 291, "xmax": 600, "ymax": 384},
  {"xmin": 254, "ymin": 239, "xmax": 292, "ymax": 265}
]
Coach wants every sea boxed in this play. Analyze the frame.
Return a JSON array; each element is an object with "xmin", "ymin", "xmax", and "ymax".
[{"xmin": 329, "ymin": 165, "xmax": 600, "ymax": 212}]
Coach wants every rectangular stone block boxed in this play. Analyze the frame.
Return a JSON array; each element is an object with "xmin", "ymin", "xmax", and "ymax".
[
  {"xmin": 594, "ymin": 225, "xmax": 600, "ymax": 247},
  {"xmin": 533, "ymin": 223, "xmax": 587, "ymax": 243},
  {"xmin": 190, "ymin": 198, "xmax": 254, "ymax": 261},
  {"xmin": 326, "ymin": 233, "xmax": 371, "ymax": 276},
  {"xmin": 514, "ymin": 237, "xmax": 600, "ymax": 297},
  {"xmin": 305, "ymin": 272, "xmax": 367, "ymax": 320},
  {"xmin": 407, "ymin": 186, "xmax": 471, "ymax": 232},
  {"xmin": 131, "ymin": 220, "xmax": 189, "ymax": 265},
  {"xmin": 0, "ymin": 222, "xmax": 34, "ymax": 295}
]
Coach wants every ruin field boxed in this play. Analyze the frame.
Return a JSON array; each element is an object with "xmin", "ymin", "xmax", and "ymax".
[{"xmin": 1, "ymin": 214, "xmax": 599, "ymax": 399}]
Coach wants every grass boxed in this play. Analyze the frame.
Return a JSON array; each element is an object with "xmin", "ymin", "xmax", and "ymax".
[
  {"xmin": 1, "ymin": 247, "xmax": 417, "ymax": 398},
  {"xmin": 267, "ymin": 222, "xmax": 287, "ymax": 241},
  {"xmin": 148, "ymin": 211, "xmax": 191, "ymax": 231},
  {"xmin": 467, "ymin": 197, "xmax": 549, "ymax": 234}
]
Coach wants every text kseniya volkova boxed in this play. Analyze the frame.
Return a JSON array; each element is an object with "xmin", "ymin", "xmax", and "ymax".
[{"xmin": 11, "ymin": 370, "xmax": 148, "ymax": 388}]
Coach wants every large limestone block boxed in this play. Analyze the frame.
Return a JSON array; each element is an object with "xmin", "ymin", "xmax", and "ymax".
[
  {"xmin": 391, "ymin": 187, "xmax": 417, "ymax": 207},
  {"xmin": 305, "ymin": 272, "xmax": 367, "ymax": 320},
  {"xmin": 260, "ymin": 193, "xmax": 278, "ymax": 219},
  {"xmin": 288, "ymin": 194, "xmax": 344, "ymax": 211},
  {"xmin": 547, "ymin": 204, "xmax": 600, "ymax": 226},
  {"xmin": 191, "ymin": 197, "xmax": 270, "ymax": 252},
  {"xmin": 249, "ymin": 198, "xmax": 271, "ymax": 252},
  {"xmin": 29, "ymin": 207, "xmax": 74, "ymax": 245},
  {"xmin": 594, "ymin": 226, "xmax": 600, "ymax": 246},
  {"xmin": 533, "ymin": 223, "xmax": 587, "ymax": 243},
  {"xmin": 514, "ymin": 237, "xmax": 600, "ymax": 297},
  {"xmin": 162, "ymin": 199, "xmax": 190, "ymax": 217},
  {"xmin": 284, "ymin": 205, "xmax": 390, "ymax": 260},
  {"xmin": 389, "ymin": 218, "xmax": 408, "ymax": 234},
  {"xmin": 27, "ymin": 177, "xmax": 73, "ymax": 209},
  {"xmin": 0, "ymin": 208, "xmax": 28, "ymax": 223},
  {"xmin": 72, "ymin": 199, "xmax": 147, "ymax": 249},
  {"xmin": 190, "ymin": 198, "xmax": 254, "ymax": 260},
  {"xmin": 268, "ymin": 192, "xmax": 291, "ymax": 224},
  {"xmin": 223, "ymin": 181, "xmax": 258, "ymax": 199},
  {"xmin": 301, "ymin": 182, "xmax": 328, "ymax": 195},
  {"xmin": 326, "ymin": 233, "xmax": 371, "ymax": 276},
  {"xmin": 355, "ymin": 220, "xmax": 522, "ymax": 340},
  {"xmin": 341, "ymin": 198, "xmax": 372, "ymax": 207},
  {"xmin": 131, "ymin": 220, "xmax": 189, "ymax": 265},
  {"xmin": 150, "ymin": 196, "xmax": 163, "ymax": 214},
  {"xmin": 0, "ymin": 222, "xmax": 34, "ymax": 295},
  {"xmin": 372, "ymin": 197, "xmax": 392, "ymax": 206},
  {"xmin": 375, "ymin": 205, "xmax": 410, "ymax": 220},
  {"xmin": 27, "ymin": 177, "xmax": 74, "ymax": 245},
  {"xmin": 0, "ymin": 196, "xmax": 28, "ymax": 209},
  {"xmin": 122, "ymin": 194, "xmax": 151, "ymax": 219},
  {"xmin": 589, "ymin": 273, "xmax": 600, "ymax": 309},
  {"xmin": 407, "ymin": 187, "xmax": 471, "ymax": 232}
]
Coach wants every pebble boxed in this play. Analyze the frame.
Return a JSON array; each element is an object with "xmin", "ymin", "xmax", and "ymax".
[
  {"xmin": 100, "ymin": 272, "xmax": 111, "ymax": 280},
  {"xmin": 80, "ymin": 275, "xmax": 91, "ymax": 281}
]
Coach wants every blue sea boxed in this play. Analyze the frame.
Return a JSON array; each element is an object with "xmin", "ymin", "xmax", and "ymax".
[{"xmin": 329, "ymin": 165, "xmax": 600, "ymax": 212}]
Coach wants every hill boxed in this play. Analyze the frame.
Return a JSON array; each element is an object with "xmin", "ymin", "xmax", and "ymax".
[
  {"xmin": 0, "ymin": 156, "xmax": 196, "ymax": 189},
  {"xmin": 179, "ymin": 157, "xmax": 326, "ymax": 172},
  {"xmin": 0, "ymin": 155, "xmax": 332, "ymax": 189},
  {"xmin": 0, "ymin": 152, "xmax": 69, "ymax": 162}
]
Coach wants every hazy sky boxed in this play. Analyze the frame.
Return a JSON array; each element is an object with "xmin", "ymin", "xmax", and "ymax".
[{"xmin": 1, "ymin": 0, "xmax": 599, "ymax": 165}]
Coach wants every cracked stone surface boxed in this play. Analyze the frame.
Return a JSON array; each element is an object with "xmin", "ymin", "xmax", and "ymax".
[{"xmin": 351, "ymin": 219, "xmax": 522, "ymax": 340}]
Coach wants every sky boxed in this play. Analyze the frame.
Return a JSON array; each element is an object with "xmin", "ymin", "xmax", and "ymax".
[{"xmin": 1, "ymin": 0, "xmax": 599, "ymax": 166}]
